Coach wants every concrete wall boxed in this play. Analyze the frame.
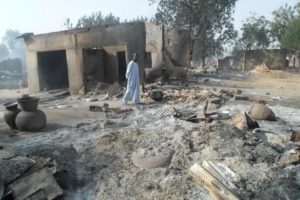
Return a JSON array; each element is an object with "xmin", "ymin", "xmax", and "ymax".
[
  {"xmin": 234, "ymin": 49, "xmax": 287, "ymax": 70},
  {"xmin": 145, "ymin": 23, "xmax": 163, "ymax": 69},
  {"xmin": 145, "ymin": 23, "xmax": 190, "ymax": 82},
  {"xmin": 24, "ymin": 22, "xmax": 145, "ymax": 94},
  {"xmin": 145, "ymin": 23, "xmax": 163, "ymax": 82},
  {"xmin": 164, "ymin": 28, "xmax": 190, "ymax": 80},
  {"xmin": 164, "ymin": 29, "xmax": 190, "ymax": 67}
]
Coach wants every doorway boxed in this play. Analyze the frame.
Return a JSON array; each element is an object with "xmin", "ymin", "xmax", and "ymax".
[
  {"xmin": 117, "ymin": 51, "xmax": 126, "ymax": 83},
  {"xmin": 37, "ymin": 50, "xmax": 69, "ymax": 91}
]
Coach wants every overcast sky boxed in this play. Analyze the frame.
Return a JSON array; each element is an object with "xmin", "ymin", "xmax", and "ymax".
[{"xmin": 0, "ymin": 0, "xmax": 298, "ymax": 39}]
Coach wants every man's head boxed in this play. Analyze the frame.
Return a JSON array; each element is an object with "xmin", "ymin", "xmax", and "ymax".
[{"xmin": 133, "ymin": 53, "xmax": 138, "ymax": 62}]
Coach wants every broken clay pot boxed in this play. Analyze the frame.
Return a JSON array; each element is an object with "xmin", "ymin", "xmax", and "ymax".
[
  {"xmin": 3, "ymin": 102, "xmax": 21, "ymax": 130},
  {"xmin": 249, "ymin": 102, "xmax": 276, "ymax": 121},
  {"xmin": 131, "ymin": 148, "xmax": 173, "ymax": 169},
  {"xmin": 231, "ymin": 112, "xmax": 259, "ymax": 130}
]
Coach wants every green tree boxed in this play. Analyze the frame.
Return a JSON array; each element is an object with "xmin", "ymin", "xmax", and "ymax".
[
  {"xmin": 150, "ymin": 0, "xmax": 237, "ymax": 66},
  {"xmin": 0, "ymin": 43, "xmax": 10, "ymax": 60},
  {"xmin": 76, "ymin": 11, "xmax": 120, "ymax": 28},
  {"xmin": 64, "ymin": 18, "xmax": 73, "ymax": 30},
  {"xmin": 270, "ymin": 3, "xmax": 298, "ymax": 47},
  {"xmin": 104, "ymin": 13, "xmax": 121, "ymax": 25},
  {"xmin": 282, "ymin": 18, "xmax": 300, "ymax": 50},
  {"xmin": 236, "ymin": 14, "xmax": 270, "ymax": 50}
]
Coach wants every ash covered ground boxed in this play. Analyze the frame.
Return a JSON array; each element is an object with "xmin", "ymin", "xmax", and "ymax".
[{"xmin": 1, "ymin": 68, "xmax": 300, "ymax": 200}]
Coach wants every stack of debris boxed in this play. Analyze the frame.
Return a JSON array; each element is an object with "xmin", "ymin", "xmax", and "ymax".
[
  {"xmin": 0, "ymin": 146, "xmax": 63, "ymax": 200},
  {"xmin": 190, "ymin": 161, "xmax": 241, "ymax": 200},
  {"xmin": 164, "ymin": 88, "xmax": 234, "ymax": 104},
  {"xmin": 107, "ymin": 82, "xmax": 123, "ymax": 99},
  {"xmin": 84, "ymin": 82, "xmax": 124, "ymax": 101}
]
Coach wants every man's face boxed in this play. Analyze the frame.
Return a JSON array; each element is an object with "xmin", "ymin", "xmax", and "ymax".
[{"xmin": 133, "ymin": 54, "xmax": 138, "ymax": 62}]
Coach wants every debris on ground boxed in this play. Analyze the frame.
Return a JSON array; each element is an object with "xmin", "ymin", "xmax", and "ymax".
[
  {"xmin": 107, "ymin": 82, "xmax": 123, "ymax": 99},
  {"xmin": 290, "ymin": 130, "xmax": 300, "ymax": 142},
  {"xmin": 1, "ymin": 67, "xmax": 300, "ymax": 199},
  {"xmin": 234, "ymin": 95, "xmax": 249, "ymax": 101},
  {"xmin": 8, "ymin": 168, "xmax": 63, "ymax": 200},
  {"xmin": 276, "ymin": 148, "xmax": 300, "ymax": 168},
  {"xmin": 148, "ymin": 89, "xmax": 163, "ymax": 101},
  {"xmin": 0, "ymin": 145, "xmax": 63, "ymax": 200},
  {"xmin": 40, "ymin": 89, "xmax": 70, "ymax": 103},
  {"xmin": 231, "ymin": 112, "xmax": 259, "ymax": 130},
  {"xmin": 190, "ymin": 162, "xmax": 240, "ymax": 200},
  {"xmin": 164, "ymin": 88, "xmax": 234, "ymax": 104}
]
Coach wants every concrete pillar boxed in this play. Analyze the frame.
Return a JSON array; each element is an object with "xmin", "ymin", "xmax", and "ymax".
[
  {"xmin": 66, "ymin": 48, "xmax": 84, "ymax": 95},
  {"xmin": 26, "ymin": 50, "xmax": 40, "ymax": 92}
]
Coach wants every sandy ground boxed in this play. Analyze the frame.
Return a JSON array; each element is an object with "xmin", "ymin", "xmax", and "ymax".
[{"xmin": 0, "ymin": 69, "xmax": 300, "ymax": 200}]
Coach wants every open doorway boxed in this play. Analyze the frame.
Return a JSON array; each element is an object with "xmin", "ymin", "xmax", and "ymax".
[
  {"xmin": 145, "ymin": 52, "xmax": 152, "ymax": 68},
  {"xmin": 37, "ymin": 50, "xmax": 69, "ymax": 91},
  {"xmin": 83, "ymin": 48, "xmax": 105, "ymax": 91},
  {"xmin": 117, "ymin": 51, "xmax": 127, "ymax": 82}
]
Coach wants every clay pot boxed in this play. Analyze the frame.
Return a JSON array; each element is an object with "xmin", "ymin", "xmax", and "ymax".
[
  {"xmin": 15, "ymin": 110, "xmax": 46, "ymax": 131},
  {"xmin": 15, "ymin": 96, "xmax": 47, "ymax": 131},
  {"xmin": 3, "ymin": 102, "xmax": 21, "ymax": 130},
  {"xmin": 249, "ymin": 102, "xmax": 276, "ymax": 121},
  {"xmin": 17, "ymin": 96, "xmax": 39, "ymax": 111}
]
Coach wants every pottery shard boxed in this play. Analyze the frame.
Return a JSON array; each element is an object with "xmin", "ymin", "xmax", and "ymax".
[
  {"xmin": 0, "ymin": 156, "xmax": 36, "ymax": 184},
  {"xmin": 249, "ymin": 103, "xmax": 276, "ymax": 121},
  {"xmin": 231, "ymin": 112, "xmax": 259, "ymax": 130},
  {"xmin": 131, "ymin": 147, "xmax": 173, "ymax": 169}
]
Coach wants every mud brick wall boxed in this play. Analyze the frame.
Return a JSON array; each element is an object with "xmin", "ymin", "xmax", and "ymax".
[
  {"xmin": 24, "ymin": 22, "xmax": 146, "ymax": 94},
  {"xmin": 234, "ymin": 49, "xmax": 287, "ymax": 70}
]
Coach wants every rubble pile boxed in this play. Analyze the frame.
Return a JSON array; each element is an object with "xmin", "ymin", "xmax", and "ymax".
[
  {"xmin": 0, "ymin": 146, "xmax": 62, "ymax": 200},
  {"xmin": 0, "ymin": 69, "xmax": 300, "ymax": 199},
  {"xmin": 164, "ymin": 88, "xmax": 234, "ymax": 104}
]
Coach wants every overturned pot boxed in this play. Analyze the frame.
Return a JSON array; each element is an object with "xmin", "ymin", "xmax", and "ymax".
[
  {"xmin": 15, "ymin": 96, "xmax": 47, "ymax": 131},
  {"xmin": 3, "ymin": 102, "xmax": 21, "ymax": 131},
  {"xmin": 249, "ymin": 101, "xmax": 276, "ymax": 121}
]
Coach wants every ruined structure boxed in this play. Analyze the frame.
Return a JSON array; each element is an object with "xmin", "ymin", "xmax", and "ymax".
[
  {"xmin": 232, "ymin": 49, "xmax": 288, "ymax": 70},
  {"xmin": 23, "ymin": 22, "xmax": 190, "ymax": 94}
]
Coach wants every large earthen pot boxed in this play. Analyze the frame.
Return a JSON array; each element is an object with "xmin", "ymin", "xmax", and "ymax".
[
  {"xmin": 3, "ymin": 102, "xmax": 21, "ymax": 130},
  {"xmin": 15, "ymin": 96, "xmax": 47, "ymax": 131},
  {"xmin": 249, "ymin": 101, "xmax": 276, "ymax": 121}
]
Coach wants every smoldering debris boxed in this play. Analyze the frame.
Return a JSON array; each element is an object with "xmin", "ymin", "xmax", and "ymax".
[{"xmin": 0, "ymin": 70, "xmax": 300, "ymax": 200}]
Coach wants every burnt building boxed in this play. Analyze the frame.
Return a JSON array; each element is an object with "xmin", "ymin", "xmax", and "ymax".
[{"xmin": 23, "ymin": 22, "xmax": 190, "ymax": 94}]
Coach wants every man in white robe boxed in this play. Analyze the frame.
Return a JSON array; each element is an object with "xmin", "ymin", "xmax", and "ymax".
[{"xmin": 123, "ymin": 53, "xmax": 140, "ymax": 105}]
